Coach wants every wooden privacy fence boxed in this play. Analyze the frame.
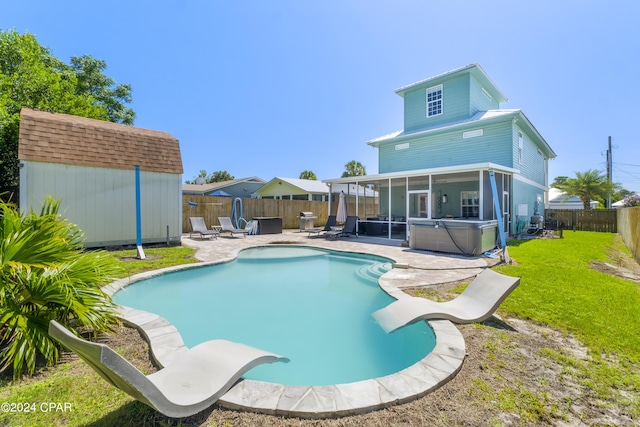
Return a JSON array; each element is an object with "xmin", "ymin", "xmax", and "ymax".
[
  {"xmin": 182, "ymin": 196, "xmax": 378, "ymax": 233},
  {"xmin": 617, "ymin": 207, "xmax": 640, "ymax": 265},
  {"xmin": 546, "ymin": 209, "xmax": 617, "ymax": 233},
  {"xmin": 183, "ymin": 196, "xmax": 328, "ymax": 232}
]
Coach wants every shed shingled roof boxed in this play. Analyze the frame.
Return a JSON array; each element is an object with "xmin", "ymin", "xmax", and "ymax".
[{"xmin": 18, "ymin": 108, "xmax": 183, "ymax": 174}]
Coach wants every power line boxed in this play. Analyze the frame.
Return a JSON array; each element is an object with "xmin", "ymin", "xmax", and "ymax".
[{"xmin": 614, "ymin": 162, "xmax": 640, "ymax": 168}]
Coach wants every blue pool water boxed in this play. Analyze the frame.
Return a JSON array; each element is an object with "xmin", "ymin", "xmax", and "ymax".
[{"xmin": 113, "ymin": 246, "xmax": 436, "ymax": 386}]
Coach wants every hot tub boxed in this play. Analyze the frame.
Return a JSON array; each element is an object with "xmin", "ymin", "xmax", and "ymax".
[{"xmin": 409, "ymin": 219, "xmax": 497, "ymax": 256}]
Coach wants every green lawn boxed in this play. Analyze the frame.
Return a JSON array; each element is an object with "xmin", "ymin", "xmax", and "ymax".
[
  {"xmin": 109, "ymin": 245, "xmax": 199, "ymax": 277},
  {"xmin": 495, "ymin": 232, "xmax": 639, "ymax": 362},
  {"xmin": 0, "ymin": 234, "xmax": 638, "ymax": 425},
  {"xmin": 494, "ymin": 232, "xmax": 639, "ymax": 419}
]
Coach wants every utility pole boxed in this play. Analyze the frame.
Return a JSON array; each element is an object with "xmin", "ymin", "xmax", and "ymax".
[{"xmin": 607, "ymin": 136, "xmax": 612, "ymax": 208}]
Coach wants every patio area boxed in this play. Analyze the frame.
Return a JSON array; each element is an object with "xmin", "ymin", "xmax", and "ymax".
[{"xmin": 182, "ymin": 228, "xmax": 491, "ymax": 287}]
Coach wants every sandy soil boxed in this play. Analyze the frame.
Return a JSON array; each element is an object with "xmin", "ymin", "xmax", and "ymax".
[{"xmin": 98, "ymin": 313, "xmax": 634, "ymax": 426}]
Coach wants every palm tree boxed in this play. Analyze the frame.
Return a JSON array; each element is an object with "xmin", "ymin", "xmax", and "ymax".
[
  {"xmin": 341, "ymin": 160, "xmax": 366, "ymax": 178},
  {"xmin": 299, "ymin": 170, "xmax": 317, "ymax": 180},
  {"xmin": 552, "ymin": 169, "xmax": 613, "ymax": 210},
  {"xmin": 0, "ymin": 197, "xmax": 121, "ymax": 379}
]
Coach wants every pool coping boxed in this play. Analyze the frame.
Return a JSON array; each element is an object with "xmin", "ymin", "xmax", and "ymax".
[{"xmin": 105, "ymin": 245, "xmax": 468, "ymax": 418}]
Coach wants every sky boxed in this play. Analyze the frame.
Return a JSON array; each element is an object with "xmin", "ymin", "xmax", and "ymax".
[{"xmin": 3, "ymin": 1, "xmax": 640, "ymax": 192}]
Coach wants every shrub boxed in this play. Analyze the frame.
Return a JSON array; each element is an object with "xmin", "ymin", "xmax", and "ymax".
[
  {"xmin": 0, "ymin": 197, "xmax": 121, "ymax": 379},
  {"xmin": 622, "ymin": 193, "xmax": 640, "ymax": 207}
]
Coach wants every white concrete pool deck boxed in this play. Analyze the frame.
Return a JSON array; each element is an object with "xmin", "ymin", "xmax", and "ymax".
[{"xmin": 107, "ymin": 230, "xmax": 491, "ymax": 418}]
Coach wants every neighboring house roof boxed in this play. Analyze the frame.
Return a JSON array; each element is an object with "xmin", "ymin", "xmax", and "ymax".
[
  {"xmin": 549, "ymin": 194, "xmax": 599, "ymax": 208},
  {"xmin": 18, "ymin": 108, "xmax": 182, "ymax": 174},
  {"xmin": 255, "ymin": 178, "xmax": 378, "ymax": 197},
  {"xmin": 394, "ymin": 63, "xmax": 508, "ymax": 104},
  {"xmin": 331, "ymin": 183, "xmax": 378, "ymax": 197},
  {"xmin": 258, "ymin": 177, "xmax": 330, "ymax": 194},
  {"xmin": 182, "ymin": 177, "xmax": 265, "ymax": 195},
  {"xmin": 548, "ymin": 188, "xmax": 564, "ymax": 200},
  {"xmin": 366, "ymin": 109, "xmax": 556, "ymax": 159}
]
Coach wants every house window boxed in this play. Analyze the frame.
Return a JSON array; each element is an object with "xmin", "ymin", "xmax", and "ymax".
[
  {"xmin": 426, "ymin": 84, "xmax": 443, "ymax": 117},
  {"xmin": 461, "ymin": 191, "xmax": 479, "ymax": 218}
]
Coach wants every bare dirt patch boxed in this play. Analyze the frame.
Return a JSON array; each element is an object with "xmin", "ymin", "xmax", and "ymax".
[{"xmin": 590, "ymin": 235, "xmax": 640, "ymax": 283}]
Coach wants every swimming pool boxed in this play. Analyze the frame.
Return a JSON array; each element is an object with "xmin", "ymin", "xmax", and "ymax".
[{"xmin": 113, "ymin": 246, "xmax": 436, "ymax": 386}]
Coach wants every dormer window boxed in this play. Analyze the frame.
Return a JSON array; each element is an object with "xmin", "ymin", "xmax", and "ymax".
[{"xmin": 426, "ymin": 84, "xmax": 443, "ymax": 117}]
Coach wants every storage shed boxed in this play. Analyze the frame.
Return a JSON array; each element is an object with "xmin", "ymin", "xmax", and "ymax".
[{"xmin": 18, "ymin": 108, "xmax": 183, "ymax": 248}]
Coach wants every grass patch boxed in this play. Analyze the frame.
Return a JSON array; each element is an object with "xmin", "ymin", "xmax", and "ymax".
[
  {"xmin": 0, "ymin": 361, "xmax": 137, "ymax": 426},
  {"xmin": 496, "ymin": 232, "xmax": 640, "ymax": 361},
  {"xmin": 109, "ymin": 245, "xmax": 199, "ymax": 277}
]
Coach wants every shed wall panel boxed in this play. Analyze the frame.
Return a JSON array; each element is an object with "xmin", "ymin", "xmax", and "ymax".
[{"xmin": 21, "ymin": 162, "xmax": 181, "ymax": 247}]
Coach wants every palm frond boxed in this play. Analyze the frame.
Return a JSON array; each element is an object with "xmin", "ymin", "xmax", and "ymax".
[{"xmin": 0, "ymin": 197, "xmax": 121, "ymax": 379}]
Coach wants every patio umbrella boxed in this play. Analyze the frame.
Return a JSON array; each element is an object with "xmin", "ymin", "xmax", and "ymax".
[{"xmin": 336, "ymin": 191, "xmax": 347, "ymax": 223}]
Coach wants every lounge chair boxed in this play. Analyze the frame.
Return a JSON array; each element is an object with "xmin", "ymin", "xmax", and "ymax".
[
  {"xmin": 307, "ymin": 215, "xmax": 336, "ymax": 238},
  {"xmin": 217, "ymin": 217, "xmax": 249, "ymax": 237},
  {"xmin": 48, "ymin": 320, "xmax": 288, "ymax": 418},
  {"xmin": 324, "ymin": 215, "xmax": 358, "ymax": 239},
  {"xmin": 372, "ymin": 269, "xmax": 520, "ymax": 333},
  {"xmin": 189, "ymin": 217, "xmax": 220, "ymax": 240}
]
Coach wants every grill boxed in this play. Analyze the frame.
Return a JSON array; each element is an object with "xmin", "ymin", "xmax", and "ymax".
[{"xmin": 299, "ymin": 211, "xmax": 317, "ymax": 231}]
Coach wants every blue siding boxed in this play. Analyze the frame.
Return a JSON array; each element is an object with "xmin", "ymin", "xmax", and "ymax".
[
  {"xmin": 512, "ymin": 179, "xmax": 545, "ymax": 233},
  {"xmin": 470, "ymin": 76, "xmax": 500, "ymax": 115},
  {"xmin": 403, "ymin": 74, "xmax": 471, "ymax": 132},
  {"xmin": 379, "ymin": 121, "xmax": 514, "ymax": 173},
  {"xmin": 512, "ymin": 123, "xmax": 546, "ymax": 185}
]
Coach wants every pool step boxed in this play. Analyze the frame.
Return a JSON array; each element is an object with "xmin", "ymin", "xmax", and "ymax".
[{"xmin": 356, "ymin": 262, "xmax": 393, "ymax": 281}]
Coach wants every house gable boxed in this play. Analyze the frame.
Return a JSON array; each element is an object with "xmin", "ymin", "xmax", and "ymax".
[
  {"xmin": 397, "ymin": 64, "xmax": 505, "ymax": 133},
  {"xmin": 18, "ymin": 108, "xmax": 183, "ymax": 174},
  {"xmin": 369, "ymin": 65, "xmax": 555, "ymax": 187},
  {"xmin": 256, "ymin": 177, "xmax": 329, "ymax": 199}
]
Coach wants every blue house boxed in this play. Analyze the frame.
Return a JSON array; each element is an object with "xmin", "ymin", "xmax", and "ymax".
[{"xmin": 325, "ymin": 64, "xmax": 556, "ymax": 241}]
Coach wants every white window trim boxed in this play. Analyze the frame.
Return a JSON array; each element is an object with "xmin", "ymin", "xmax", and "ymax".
[
  {"xmin": 518, "ymin": 132, "xmax": 524, "ymax": 165},
  {"xmin": 426, "ymin": 84, "xmax": 443, "ymax": 118}
]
